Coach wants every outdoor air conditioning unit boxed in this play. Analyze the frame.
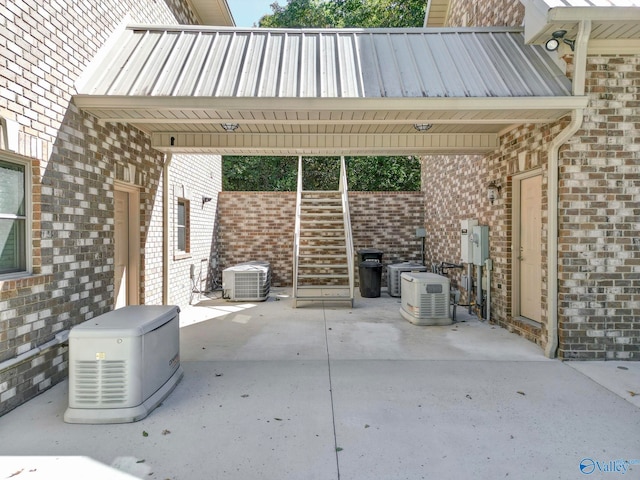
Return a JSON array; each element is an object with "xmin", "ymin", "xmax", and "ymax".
[
  {"xmin": 387, "ymin": 262, "xmax": 429, "ymax": 297},
  {"xmin": 400, "ymin": 272, "xmax": 452, "ymax": 325},
  {"xmin": 64, "ymin": 305, "xmax": 183, "ymax": 424},
  {"xmin": 222, "ymin": 261, "xmax": 271, "ymax": 301}
]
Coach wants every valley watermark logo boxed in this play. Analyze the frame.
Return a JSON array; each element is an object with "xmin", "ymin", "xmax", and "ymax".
[{"xmin": 580, "ymin": 458, "xmax": 640, "ymax": 475}]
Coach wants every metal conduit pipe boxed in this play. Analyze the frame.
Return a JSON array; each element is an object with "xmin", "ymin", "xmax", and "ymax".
[
  {"xmin": 163, "ymin": 153, "xmax": 172, "ymax": 305},
  {"xmin": 545, "ymin": 20, "xmax": 591, "ymax": 358},
  {"xmin": 476, "ymin": 265, "xmax": 483, "ymax": 320},
  {"xmin": 485, "ymin": 258, "xmax": 493, "ymax": 324},
  {"xmin": 0, "ymin": 331, "xmax": 69, "ymax": 374},
  {"xmin": 467, "ymin": 263, "xmax": 473, "ymax": 314}
]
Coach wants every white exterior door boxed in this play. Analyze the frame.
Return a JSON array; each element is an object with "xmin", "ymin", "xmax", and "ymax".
[
  {"xmin": 114, "ymin": 183, "xmax": 140, "ymax": 307},
  {"xmin": 114, "ymin": 189, "xmax": 129, "ymax": 308},
  {"xmin": 519, "ymin": 174, "xmax": 542, "ymax": 322}
]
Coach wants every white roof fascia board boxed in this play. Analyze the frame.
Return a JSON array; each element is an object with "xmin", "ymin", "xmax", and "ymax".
[
  {"xmin": 588, "ymin": 38, "xmax": 640, "ymax": 54},
  {"xmin": 523, "ymin": 0, "xmax": 554, "ymax": 44},
  {"xmin": 150, "ymin": 132, "xmax": 500, "ymax": 155},
  {"xmin": 188, "ymin": 0, "xmax": 235, "ymax": 26},
  {"xmin": 75, "ymin": 16, "xmax": 133, "ymax": 94},
  {"xmin": 547, "ymin": 6, "xmax": 640, "ymax": 22},
  {"xmin": 73, "ymin": 95, "xmax": 588, "ymax": 113}
]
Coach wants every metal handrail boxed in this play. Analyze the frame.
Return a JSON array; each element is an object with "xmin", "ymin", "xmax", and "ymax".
[
  {"xmin": 293, "ymin": 156, "xmax": 303, "ymax": 300},
  {"xmin": 339, "ymin": 156, "xmax": 355, "ymax": 304}
]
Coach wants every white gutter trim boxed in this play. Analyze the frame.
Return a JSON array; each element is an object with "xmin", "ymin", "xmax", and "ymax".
[
  {"xmin": 545, "ymin": 19, "xmax": 590, "ymax": 359},
  {"xmin": 162, "ymin": 153, "xmax": 172, "ymax": 305},
  {"xmin": 73, "ymin": 95, "xmax": 586, "ymax": 112},
  {"xmin": 547, "ymin": 7, "xmax": 640, "ymax": 22}
]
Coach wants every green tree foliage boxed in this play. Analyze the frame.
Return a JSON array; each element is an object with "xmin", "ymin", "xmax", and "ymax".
[
  {"xmin": 223, "ymin": 156, "xmax": 421, "ymax": 191},
  {"xmin": 223, "ymin": 0, "xmax": 426, "ymax": 192},
  {"xmin": 259, "ymin": 0, "xmax": 426, "ymax": 28}
]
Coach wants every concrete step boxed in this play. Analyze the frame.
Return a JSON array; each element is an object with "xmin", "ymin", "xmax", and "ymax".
[
  {"xmin": 293, "ymin": 285, "xmax": 353, "ymax": 307},
  {"xmin": 298, "ymin": 264, "xmax": 348, "ymax": 269},
  {"xmin": 297, "ymin": 273, "xmax": 349, "ymax": 279},
  {"xmin": 301, "ymin": 236, "xmax": 346, "ymax": 241},
  {"xmin": 300, "ymin": 212, "xmax": 343, "ymax": 218}
]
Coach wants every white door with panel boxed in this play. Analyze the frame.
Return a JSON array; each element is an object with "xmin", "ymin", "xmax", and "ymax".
[
  {"xmin": 114, "ymin": 184, "xmax": 140, "ymax": 308},
  {"xmin": 519, "ymin": 174, "xmax": 542, "ymax": 322}
]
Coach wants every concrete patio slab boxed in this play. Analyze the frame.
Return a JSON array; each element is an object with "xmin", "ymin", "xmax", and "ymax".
[
  {"xmin": 1, "ymin": 289, "xmax": 639, "ymax": 479},
  {"xmin": 331, "ymin": 360, "xmax": 640, "ymax": 480}
]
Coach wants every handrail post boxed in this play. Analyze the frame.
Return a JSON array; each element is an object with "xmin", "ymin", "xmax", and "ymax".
[
  {"xmin": 339, "ymin": 156, "xmax": 355, "ymax": 305},
  {"xmin": 293, "ymin": 156, "xmax": 303, "ymax": 305}
]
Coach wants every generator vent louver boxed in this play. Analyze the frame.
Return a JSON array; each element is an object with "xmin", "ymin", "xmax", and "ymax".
[
  {"xmin": 223, "ymin": 261, "xmax": 271, "ymax": 301},
  {"xmin": 400, "ymin": 272, "xmax": 452, "ymax": 326},
  {"xmin": 72, "ymin": 360, "xmax": 128, "ymax": 407}
]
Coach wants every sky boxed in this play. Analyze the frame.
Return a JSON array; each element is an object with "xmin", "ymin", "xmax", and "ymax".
[{"xmin": 227, "ymin": 0, "xmax": 276, "ymax": 27}]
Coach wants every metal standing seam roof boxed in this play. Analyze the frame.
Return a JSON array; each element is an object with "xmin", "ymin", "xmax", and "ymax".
[
  {"xmin": 75, "ymin": 25, "xmax": 587, "ymax": 155},
  {"xmin": 78, "ymin": 26, "xmax": 572, "ymax": 99}
]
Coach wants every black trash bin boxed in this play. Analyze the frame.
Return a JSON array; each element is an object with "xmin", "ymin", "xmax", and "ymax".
[
  {"xmin": 359, "ymin": 260, "xmax": 383, "ymax": 298},
  {"xmin": 358, "ymin": 248, "xmax": 383, "ymax": 263}
]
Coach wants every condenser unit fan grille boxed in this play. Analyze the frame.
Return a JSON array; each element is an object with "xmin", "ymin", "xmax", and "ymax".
[
  {"xmin": 234, "ymin": 271, "xmax": 269, "ymax": 298},
  {"xmin": 223, "ymin": 261, "xmax": 271, "ymax": 301},
  {"xmin": 387, "ymin": 263, "xmax": 428, "ymax": 297}
]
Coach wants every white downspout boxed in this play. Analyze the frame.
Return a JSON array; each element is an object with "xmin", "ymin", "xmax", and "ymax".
[
  {"xmin": 545, "ymin": 20, "xmax": 591, "ymax": 358},
  {"xmin": 163, "ymin": 153, "xmax": 172, "ymax": 305}
]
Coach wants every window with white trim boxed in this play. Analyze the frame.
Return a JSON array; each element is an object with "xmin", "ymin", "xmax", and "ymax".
[
  {"xmin": 0, "ymin": 155, "xmax": 30, "ymax": 276},
  {"xmin": 176, "ymin": 198, "xmax": 190, "ymax": 255}
]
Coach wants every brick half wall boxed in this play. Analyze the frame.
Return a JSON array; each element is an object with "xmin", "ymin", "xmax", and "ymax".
[{"xmin": 214, "ymin": 191, "xmax": 425, "ymax": 288}]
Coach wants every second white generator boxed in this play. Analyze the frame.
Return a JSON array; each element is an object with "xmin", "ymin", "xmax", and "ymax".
[{"xmin": 400, "ymin": 272, "xmax": 452, "ymax": 325}]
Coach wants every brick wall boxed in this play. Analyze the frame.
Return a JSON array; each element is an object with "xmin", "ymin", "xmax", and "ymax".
[
  {"xmin": 168, "ymin": 154, "xmax": 222, "ymax": 306},
  {"xmin": 424, "ymin": 1, "xmax": 640, "ymax": 359},
  {"xmin": 422, "ymin": 120, "xmax": 568, "ymax": 349},
  {"xmin": 215, "ymin": 192, "xmax": 297, "ymax": 286},
  {"xmin": 0, "ymin": 0, "xmax": 200, "ymax": 415},
  {"xmin": 214, "ymin": 192, "xmax": 425, "ymax": 288},
  {"xmin": 445, "ymin": 0, "xmax": 523, "ymax": 27},
  {"xmin": 558, "ymin": 55, "xmax": 640, "ymax": 360}
]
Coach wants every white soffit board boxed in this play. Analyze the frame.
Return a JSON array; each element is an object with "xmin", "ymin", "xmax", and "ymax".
[
  {"xmin": 523, "ymin": 0, "xmax": 640, "ymax": 43},
  {"xmin": 189, "ymin": 0, "xmax": 235, "ymax": 26}
]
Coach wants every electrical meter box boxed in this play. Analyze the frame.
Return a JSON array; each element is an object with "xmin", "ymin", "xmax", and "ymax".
[
  {"xmin": 471, "ymin": 225, "xmax": 489, "ymax": 266},
  {"xmin": 460, "ymin": 219, "xmax": 478, "ymax": 263}
]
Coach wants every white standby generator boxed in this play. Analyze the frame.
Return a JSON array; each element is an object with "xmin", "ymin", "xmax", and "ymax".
[
  {"xmin": 400, "ymin": 272, "xmax": 452, "ymax": 325},
  {"xmin": 222, "ymin": 261, "xmax": 271, "ymax": 301},
  {"xmin": 64, "ymin": 305, "xmax": 183, "ymax": 424}
]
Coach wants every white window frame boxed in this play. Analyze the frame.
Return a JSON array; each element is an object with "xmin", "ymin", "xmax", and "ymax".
[
  {"xmin": 175, "ymin": 197, "xmax": 190, "ymax": 257},
  {"xmin": 0, "ymin": 151, "xmax": 32, "ymax": 278}
]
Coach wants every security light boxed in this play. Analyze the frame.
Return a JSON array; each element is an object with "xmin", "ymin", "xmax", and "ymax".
[{"xmin": 545, "ymin": 30, "xmax": 574, "ymax": 52}]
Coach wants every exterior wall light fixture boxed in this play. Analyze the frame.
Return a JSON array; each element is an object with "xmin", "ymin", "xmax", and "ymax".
[
  {"xmin": 221, "ymin": 123, "xmax": 239, "ymax": 132},
  {"xmin": 545, "ymin": 30, "xmax": 575, "ymax": 51},
  {"xmin": 487, "ymin": 181, "xmax": 501, "ymax": 205},
  {"xmin": 413, "ymin": 123, "xmax": 433, "ymax": 132}
]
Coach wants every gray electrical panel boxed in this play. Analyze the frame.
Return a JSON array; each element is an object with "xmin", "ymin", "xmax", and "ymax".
[{"xmin": 471, "ymin": 225, "xmax": 489, "ymax": 266}]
